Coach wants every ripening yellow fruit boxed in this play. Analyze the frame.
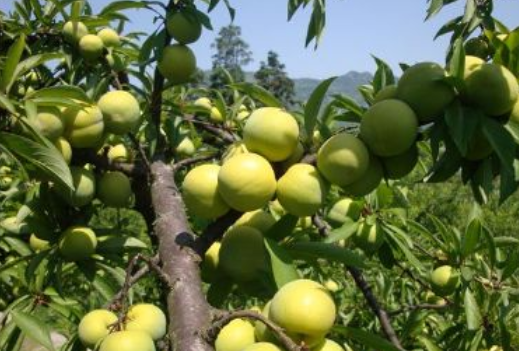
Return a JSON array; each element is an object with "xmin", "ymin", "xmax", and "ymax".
[
  {"xmin": 360, "ymin": 99, "xmax": 418, "ymax": 157},
  {"xmin": 373, "ymin": 84, "xmax": 397, "ymax": 103},
  {"xmin": 222, "ymin": 141, "xmax": 249, "ymax": 163},
  {"xmin": 79, "ymin": 34, "xmax": 105, "ymax": 62},
  {"xmin": 98, "ymin": 90, "xmax": 141, "ymax": 134},
  {"xmin": 62, "ymin": 21, "xmax": 88, "ymax": 43},
  {"xmin": 78, "ymin": 309, "xmax": 118, "ymax": 348},
  {"xmin": 396, "ymin": 62, "xmax": 456, "ymax": 122},
  {"xmin": 166, "ymin": 11, "xmax": 202, "ymax": 45},
  {"xmin": 97, "ymin": 171, "xmax": 132, "ymax": 208},
  {"xmin": 201, "ymin": 241, "xmax": 221, "ymax": 282},
  {"xmin": 343, "ymin": 155, "xmax": 383, "ymax": 197},
  {"xmin": 97, "ymin": 28, "xmax": 120, "ymax": 47},
  {"xmin": 29, "ymin": 234, "xmax": 50, "ymax": 251},
  {"xmin": 430, "ymin": 265, "xmax": 460, "ymax": 296},
  {"xmin": 176, "ymin": 136, "xmax": 196, "ymax": 157},
  {"xmin": 218, "ymin": 153, "xmax": 276, "ymax": 212},
  {"xmin": 56, "ymin": 166, "xmax": 96, "ymax": 207},
  {"xmin": 317, "ymin": 133, "xmax": 370, "ymax": 186},
  {"xmin": 381, "ymin": 145, "xmax": 418, "ymax": 179},
  {"xmin": 125, "ymin": 304, "xmax": 167, "ymax": 341},
  {"xmin": 233, "ymin": 210, "xmax": 276, "ymax": 233},
  {"xmin": 34, "ymin": 107, "xmax": 64, "ymax": 140},
  {"xmin": 215, "ymin": 319, "xmax": 255, "ymax": 351},
  {"xmin": 210, "ymin": 107, "xmax": 224, "ymax": 123},
  {"xmin": 99, "ymin": 331, "xmax": 156, "ymax": 351},
  {"xmin": 194, "ymin": 97, "xmax": 212, "ymax": 110},
  {"xmin": 354, "ymin": 221, "xmax": 384, "ymax": 253},
  {"xmin": 53, "ymin": 137, "xmax": 72, "ymax": 164},
  {"xmin": 463, "ymin": 55, "xmax": 485, "ymax": 79},
  {"xmin": 242, "ymin": 343, "xmax": 283, "ymax": 351},
  {"xmin": 107, "ymin": 143, "xmax": 129, "ymax": 163},
  {"xmin": 182, "ymin": 164, "xmax": 230, "ymax": 219},
  {"xmin": 62, "ymin": 105, "xmax": 104, "ymax": 148},
  {"xmin": 313, "ymin": 339, "xmax": 345, "ymax": 351},
  {"xmin": 219, "ymin": 226, "xmax": 268, "ymax": 282},
  {"xmin": 243, "ymin": 107, "xmax": 300, "ymax": 162},
  {"xmin": 158, "ymin": 44, "xmax": 197, "ymax": 84},
  {"xmin": 59, "ymin": 226, "xmax": 97, "ymax": 261},
  {"xmin": 276, "ymin": 164, "xmax": 327, "ymax": 217}
]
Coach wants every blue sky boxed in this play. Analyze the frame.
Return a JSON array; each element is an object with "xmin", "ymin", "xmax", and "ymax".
[{"xmin": 2, "ymin": 0, "xmax": 519, "ymax": 78}]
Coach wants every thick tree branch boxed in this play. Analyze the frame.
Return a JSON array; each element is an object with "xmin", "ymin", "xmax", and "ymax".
[{"xmin": 192, "ymin": 210, "xmax": 242, "ymax": 257}]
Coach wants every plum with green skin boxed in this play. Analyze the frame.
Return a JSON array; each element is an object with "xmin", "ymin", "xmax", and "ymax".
[
  {"xmin": 182, "ymin": 164, "xmax": 230, "ymax": 219},
  {"xmin": 176, "ymin": 136, "xmax": 196, "ymax": 157},
  {"xmin": 218, "ymin": 153, "xmax": 277, "ymax": 212},
  {"xmin": 373, "ymin": 84, "xmax": 397, "ymax": 103},
  {"xmin": 29, "ymin": 234, "xmax": 50, "ymax": 251},
  {"xmin": 78, "ymin": 309, "xmax": 118, "ymax": 348},
  {"xmin": 79, "ymin": 34, "xmax": 105, "ymax": 62},
  {"xmin": 215, "ymin": 318, "xmax": 256, "ymax": 351},
  {"xmin": 464, "ymin": 63, "xmax": 519, "ymax": 116},
  {"xmin": 201, "ymin": 241, "xmax": 221, "ymax": 282},
  {"xmin": 56, "ymin": 166, "xmax": 95, "ymax": 207},
  {"xmin": 97, "ymin": 28, "xmax": 120, "ymax": 47},
  {"xmin": 62, "ymin": 105, "xmax": 104, "ymax": 148},
  {"xmin": 166, "ymin": 11, "xmax": 202, "ymax": 44},
  {"xmin": 53, "ymin": 137, "xmax": 72, "ymax": 164},
  {"xmin": 158, "ymin": 44, "xmax": 197, "ymax": 84},
  {"xmin": 59, "ymin": 226, "xmax": 97, "ymax": 261},
  {"xmin": 276, "ymin": 164, "xmax": 328, "ymax": 217},
  {"xmin": 242, "ymin": 343, "xmax": 284, "ymax": 351},
  {"xmin": 99, "ymin": 331, "xmax": 156, "ymax": 351},
  {"xmin": 233, "ymin": 209, "xmax": 276, "ymax": 233},
  {"xmin": 34, "ymin": 107, "xmax": 64, "ymax": 140},
  {"xmin": 463, "ymin": 55, "xmax": 485, "ymax": 80},
  {"xmin": 243, "ymin": 107, "xmax": 300, "ymax": 162},
  {"xmin": 270, "ymin": 279, "xmax": 336, "ymax": 347},
  {"xmin": 343, "ymin": 154, "xmax": 383, "ymax": 197},
  {"xmin": 98, "ymin": 90, "xmax": 141, "ymax": 135},
  {"xmin": 430, "ymin": 265, "xmax": 460, "ymax": 296},
  {"xmin": 125, "ymin": 303, "xmax": 167, "ymax": 341},
  {"xmin": 354, "ymin": 221, "xmax": 384, "ymax": 254},
  {"xmin": 316, "ymin": 133, "xmax": 370, "ymax": 187},
  {"xmin": 106, "ymin": 52, "xmax": 125, "ymax": 71},
  {"xmin": 327, "ymin": 198, "xmax": 362, "ymax": 225},
  {"xmin": 313, "ymin": 339, "xmax": 345, "ymax": 351},
  {"xmin": 360, "ymin": 99, "xmax": 418, "ymax": 157},
  {"xmin": 97, "ymin": 171, "xmax": 132, "ymax": 208},
  {"xmin": 62, "ymin": 21, "xmax": 88, "ymax": 43},
  {"xmin": 464, "ymin": 37, "xmax": 490, "ymax": 59},
  {"xmin": 381, "ymin": 144, "xmax": 418, "ymax": 179},
  {"xmin": 396, "ymin": 62, "xmax": 456, "ymax": 123},
  {"xmin": 219, "ymin": 226, "xmax": 268, "ymax": 282}
]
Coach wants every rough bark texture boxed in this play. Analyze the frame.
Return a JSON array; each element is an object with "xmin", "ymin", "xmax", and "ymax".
[{"xmin": 150, "ymin": 159, "xmax": 213, "ymax": 351}]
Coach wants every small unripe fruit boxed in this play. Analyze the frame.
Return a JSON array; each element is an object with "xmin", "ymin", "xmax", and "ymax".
[
  {"xmin": 381, "ymin": 145, "xmax": 418, "ymax": 179},
  {"xmin": 343, "ymin": 155, "xmax": 383, "ymax": 196},
  {"xmin": 242, "ymin": 343, "xmax": 283, "ymax": 351},
  {"xmin": 210, "ymin": 107, "xmax": 224, "ymax": 123},
  {"xmin": 373, "ymin": 84, "xmax": 397, "ymax": 103},
  {"xmin": 182, "ymin": 164, "xmax": 230, "ymax": 219},
  {"xmin": 57, "ymin": 166, "xmax": 95, "ymax": 207},
  {"xmin": 327, "ymin": 198, "xmax": 362, "ymax": 225},
  {"xmin": 194, "ymin": 97, "xmax": 212, "ymax": 110},
  {"xmin": 97, "ymin": 28, "xmax": 120, "ymax": 47},
  {"xmin": 79, "ymin": 34, "xmax": 105, "ymax": 62},
  {"xmin": 78, "ymin": 309, "xmax": 118, "ymax": 348},
  {"xmin": 313, "ymin": 339, "xmax": 345, "ymax": 351},
  {"xmin": 59, "ymin": 226, "xmax": 97, "ymax": 261},
  {"xmin": 176, "ymin": 136, "xmax": 196, "ymax": 157},
  {"xmin": 53, "ymin": 137, "xmax": 72, "ymax": 164},
  {"xmin": 107, "ymin": 143, "xmax": 129, "ymax": 163},
  {"xmin": 125, "ymin": 303, "xmax": 167, "ymax": 341},
  {"xmin": 317, "ymin": 133, "xmax": 369, "ymax": 186},
  {"xmin": 99, "ymin": 331, "xmax": 156, "ymax": 351},
  {"xmin": 201, "ymin": 241, "xmax": 221, "ymax": 282},
  {"xmin": 430, "ymin": 265, "xmax": 460, "ymax": 296},
  {"xmin": 215, "ymin": 319, "xmax": 256, "ymax": 351},
  {"xmin": 354, "ymin": 221, "xmax": 384, "ymax": 253},
  {"xmin": 62, "ymin": 105, "xmax": 104, "ymax": 148},
  {"xmin": 97, "ymin": 171, "xmax": 132, "ymax": 208},
  {"xmin": 464, "ymin": 37, "xmax": 490, "ymax": 59},
  {"xmin": 233, "ymin": 210, "xmax": 276, "ymax": 233},
  {"xmin": 218, "ymin": 153, "xmax": 276, "ymax": 212},
  {"xmin": 243, "ymin": 107, "xmax": 299, "ymax": 162},
  {"xmin": 158, "ymin": 44, "xmax": 197, "ymax": 84},
  {"xmin": 166, "ymin": 12, "xmax": 202, "ymax": 44},
  {"xmin": 29, "ymin": 234, "xmax": 50, "ymax": 251},
  {"xmin": 98, "ymin": 90, "xmax": 141, "ymax": 135},
  {"xmin": 62, "ymin": 21, "xmax": 88, "ymax": 43},
  {"xmin": 34, "ymin": 107, "xmax": 64, "ymax": 140}
]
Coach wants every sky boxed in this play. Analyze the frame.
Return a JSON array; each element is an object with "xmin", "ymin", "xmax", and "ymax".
[{"xmin": 2, "ymin": 0, "xmax": 519, "ymax": 79}]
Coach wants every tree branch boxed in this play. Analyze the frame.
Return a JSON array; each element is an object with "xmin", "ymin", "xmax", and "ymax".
[
  {"xmin": 183, "ymin": 115, "xmax": 236, "ymax": 143},
  {"xmin": 192, "ymin": 210, "xmax": 242, "ymax": 257},
  {"xmin": 388, "ymin": 302, "xmax": 450, "ymax": 316}
]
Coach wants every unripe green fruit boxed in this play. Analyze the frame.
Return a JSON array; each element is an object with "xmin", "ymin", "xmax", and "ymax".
[
  {"xmin": 0, "ymin": 176, "xmax": 12, "ymax": 190},
  {"xmin": 125, "ymin": 303, "xmax": 167, "ymax": 341},
  {"xmin": 106, "ymin": 52, "xmax": 125, "ymax": 71},
  {"xmin": 79, "ymin": 34, "xmax": 105, "ymax": 62},
  {"xmin": 219, "ymin": 226, "xmax": 268, "ymax": 282},
  {"xmin": 97, "ymin": 171, "xmax": 132, "ymax": 208},
  {"xmin": 464, "ymin": 37, "xmax": 490, "ymax": 59},
  {"xmin": 242, "ymin": 343, "xmax": 283, "ymax": 351},
  {"xmin": 424, "ymin": 291, "xmax": 447, "ymax": 306},
  {"xmin": 317, "ymin": 133, "xmax": 370, "ymax": 186},
  {"xmin": 34, "ymin": 107, "xmax": 64, "ymax": 140},
  {"xmin": 107, "ymin": 143, "xmax": 129, "ymax": 163},
  {"xmin": 29, "ymin": 234, "xmax": 50, "ymax": 251},
  {"xmin": 373, "ymin": 84, "xmax": 397, "ymax": 103},
  {"xmin": 53, "ymin": 137, "xmax": 72, "ymax": 164},
  {"xmin": 233, "ymin": 210, "xmax": 276, "ymax": 233},
  {"xmin": 277, "ymin": 164, "xmax": 327, "ymax": 216},
  {"xmin": 182, "ymin": 164, "xmax": 230, "ymax": 219},
  {"xmin": 176, "ymin": 136, "xmax": 196, "ymax": 157},
  {"xmin": 465, "ymin": 129, "xmax": 493, "ymax": 161},
  {"xmin": 314, "ymin": 339, "xmax": 345, "ymax": 351},
  {"xmin": 343, "ymin": 155, "xmax": 383, "ymax": 197},
  {"xmin": 99, "ymin": 331, "xmax": 156, "ymax": 351},
  {"xmin": 98, "ymin": 90, "xmax": 141, "ymax": 135},
  {"xmin": 360, "ymin": 99, "xmax": 418, "ymax": 157},
  {"xmin": 243, "ymin": 107, "xmax": 300, "ymax": 162},
  {"xmin": 464, "ymin": 63, "xmax": 519, "ymax": 116},
  {"xmin": 354, "ymin": 221, "xmax": 384, "ymax": 253},
  {"xmin": 218, "ymin": 153, "xmax": 277, "ymax": 212},
  {"xmin": 201, "ymin": 241, "xmax": 221, "ymax": 282},
  {"xmin": 166, "ymin": 12, "xmax": 202, "ymax": 44},
  {"xmin": 327, "ymin": 198, "xmax": 362, "ymax": 225},
  {"xmin": 158, "ymin": 44, "xmax": 197, "ymax": 84},
  {"xmin": 396, "ymin": 62, "xmax": 456, "ymax": 122},
  {"xmin": 63, "ymin": 105, "xmax": 104, "ymax": 148},
  {"xmin": 97, "ymin": 28, "xmax": 120, "ymax": 47},
  {"xmin": 57, "ymin": 166, "xmax": 95, "ymax": 207},
  {"xmin": 215, "ymin": 319, "xmax": 256, "ymax": 351},
  {"xmin": 381, "ymin": 145, "xmax": 418, "ymax": 179},
  {"xmin": 59, "ymin": 226, "xmax": 97, "ymax": 261},
  {"xmin": 62, "ymin": 21, "xmax": 88, "ymax": 43},
  {"xmin": 78, "ymin": 309, "xmax": 118, "ymax": 348},
  {"xmin": 270, "ymin": 279, "xmax": 336, "ymax": 345},
  {"xmin": 430, "ymin": 265, "xmax": 460, "ymax": 296}
]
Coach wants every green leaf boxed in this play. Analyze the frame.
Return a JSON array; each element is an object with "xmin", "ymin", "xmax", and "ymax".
[
  {"xmin": 371, "ymin": 55, "xmax": 395, "ymax": 93},
  {"xmin": 444, "ymin": 102, "xmax": 480, "ymax": 156},
  {"xmin": 418, "ymin": 336, "xmax": 443, "ymax": 351},
  {"xmin": 482, "ymin": 117, "xmax": 515, "ymax": 168},
  {"xmin": 464, "ymin": 288, "xmax": 482, "ymax": 331},
  {"xmin": 99, "ymin": 0, "xmax": 148, "ymax": 15},
  {"xmin": 304, "ymin": 76, "xmax": 337, "ymax": 139},
  {"xmin": 0, "ymin": 93, "xmax": 16, "ymax": 114},
  {"xmin": 462, "ymin": 218, "xmax": 481, "ymax": 258},
  {"xmin": 324, "ymin": 219, "xmax": 359, "ymax": 243},
  {"xmin": 96, "ymin": 236, "xmax": 148, "ymax": 254},
  {"xmin": 9, "ymin": 53, "xmax": 63, "ymax": 92},
  {"xmin": 332, "ymin": 94, "xmax": 364, "ymax": 118},
  {"xmin": 384, "ymin": 224, "xmax": 426, "ymax": 272},
  {"xmin": 449, "ymin": 38, "xmax": 466, "ymax": 81},
  {"xmin": 11, "ymin": 310, "xmax": 55, "ymax": 351},
  {"xmin": 92, "ymin": 275, "xmax": 117, "ymax": 301},
  {"xmin": 264, "ymin": 238, "xmax": 300, "ymax": 289},
  {"xmin": 27, "ymin": 85, "xmax": 91, "ymax": 103},
  {"xmin": 264, "ymin": 214, "xmax": 299, "ymax": 241},
  {"xmin": 231, "ymin": 83, "xmax": 282, "ymax": 108},
  {"xmin": 481, "ymin": 225, "xmax": 496, "ymax": 267},
  {"xmin": 286, "ymin": 242, "xmax": 365, "ymax": 268},
  {"xmin": 1, "ymin": 34, "xmax": 26, "ymax": 93},
  {"xmin": 335, "ymin": 326, "xmax": 401, "ymax": 351}
]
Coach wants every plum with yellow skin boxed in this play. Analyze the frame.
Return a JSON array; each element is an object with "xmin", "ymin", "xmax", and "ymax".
[
  {"xmin": 210, "ymin": 107, "xmax": 224, "ymax": 123},
  {"xmin": 79, "ymin": 34, "xmax": 105, "ymax": 62},
  {"xmin": 201, "ymin": 241, "xmax": 221, "ymax": 282},
  {"xmin": 56, "ymin": 166, "xmax": 95, "ymax": 207},
  {"xmin": 107, "ymin": 143, "xmax": 129, "ymax": 163},
  {"xmin": 317, "ymin": 133, "xmax": 369, "ymax": 186},
  {"xmin": 194, "ymin": 97, "xmax": 212, "ymax": 110},
  {"xmin": 182, "ymin": 164, "xmax": 230, "ymax": 219},
  {"xmin": 327, "ymin": 198, "xmax": 362, "ymax": 225},
  {"xmin": 125, "ymin": 303, "xmax": 167, "ymax": 341},
  {"xmin": 97, "ymin": 171, "xmax": 132, "ymax": 208},
  {"xmin": 53, "ymin": 137, "xmax": 72, "ymax": 164},
  {"xmin": 269, "ymin": 279, "xmax": 336, "ymax": 347},
  {"xmin": 62, "ymin": 21, "xmax": 88, "ymax": 43},
  {"xmin": 97, "ymin": 28, "xmax": 120, "ymax": 47},
  {"xmin": 219, "ymin": 226, "xmax": 268, "ymax": 282},
  {"xmin": 62, "ymin": 105, "xmax": 104, "ymax": 148},
  {"xmin": 218, "ymin": 153, "xmax": 277, "ymax": 212},
  {"xmin": 360, "ymin": 99, "xmax": 418, "ymax": 157},
  {"xmin": 233, "ymin": 210, "xmax": 276, "ymax": 233},
  {"xmin": 98, "ymin": 90, "xmax": 141, "ymax": 134},
  {"xmin": 78, "ymin": 309, "xmax": 118, "ymax": 348},
  {"xmin": 343, "ymin": 154, "xmax": 383, "ymax": 196},
  {"xmin": 222, "ymin": 141, "xmax": 249, "ymax": 163},
  {"xmin": 381, "ymin": 145, "xmax": 418, "ymax": 179},
  {"xmin": 313, "ymin": 339, "xmax": 345, "ymax": 351},
  {"xmin": 34, "ymin": 107, "xmax": 64, "ymax": 140},
  {"xmin": 158, "ymin": 44, "xmax": 197, "ymax": 84},
  {"xmin": 59, "ymin": 226, "xmax": 97, "ymax": 261},
  {"xmin": 243, "ymin": 107, "xmax": 299, "ymax": 162},
  {"xmin": 276, "ymin": 164, "xmax": 327, "ymax": 217},
  {"xmin": 430, "ymin": 265, "xmax": 460, "ymax": 296},
  {"xmin": 215, "ymin": 319, "xmax": 256, "ymax": 351},
  {"xmin": 29, "ymin": 234, "xmax": 50, "ymax": 251},
  {"xmin": 166, "ymin": 11, "xmax": 202, "ymax": 44},
  {"xmin": 99, "ymin": 331, "xmax": 155, "ymax": 351},
  {"xmin": 254, "ymin": 302, "xmax": 278, "ymax": 344},
  {"xmin": 242, "ymin": 343, "xmax": 283, "ymax": 351},
  {"xmin": 176, "ymin": 136, "xmax": 196, "ymax": 157},
  {"xmin": 354, "ymin": 221, "xmax": 384, "ymax": 254}
]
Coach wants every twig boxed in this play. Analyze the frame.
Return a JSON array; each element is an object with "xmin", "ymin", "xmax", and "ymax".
[
  {"xmin": 389, "ymin": 302, "xmax": 450, "ymax": 316},
  {"xmin": 129, "ymin": 133, "xmax": 152, "ymax": 173},
  {"xmin": 192, "ymin": 210, "xmax": 242, "ymax": 257},
  {"xmin": 300, "ymin": 153, "xmax": 317, "ymax": 165},
  {"xmin": 172, "ymin": 154, "xmax": 218, "ymax": 173},
  {"xmin": 183, "ymin": 115, "xmax": 236, "ymax": 143},
  {"xmin": 312, "ymin": 214, "xmax": 330, "ymax": 237}
]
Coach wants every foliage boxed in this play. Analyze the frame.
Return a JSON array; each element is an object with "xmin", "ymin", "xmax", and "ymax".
[{"xmin": 254, "ymin": 51, "xmax": 296, "ymax": 106}]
